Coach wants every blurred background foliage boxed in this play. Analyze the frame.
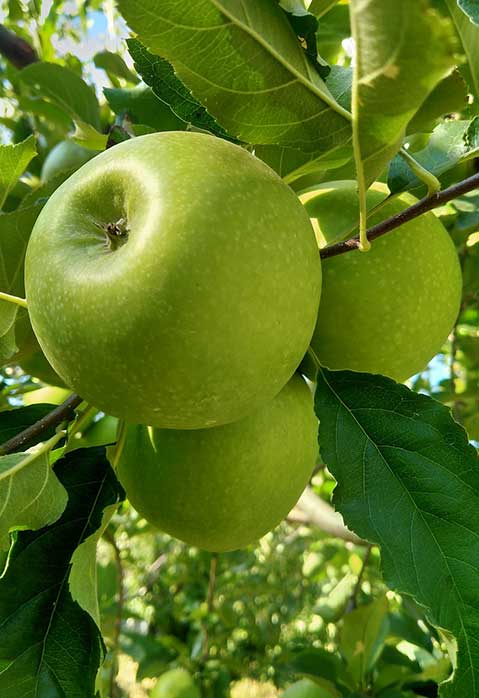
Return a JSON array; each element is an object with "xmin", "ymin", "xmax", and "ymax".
[{"xmin": 0, "ymin": 0, "xmax": 477, "ymax": 696}]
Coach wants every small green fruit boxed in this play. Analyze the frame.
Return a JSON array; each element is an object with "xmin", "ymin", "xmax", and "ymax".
[
  {"xmin": 117, "ymin": 374, "xmax": 317, "ymax": 552},
  {"xmin": 26, "ymin": 132, "xmax": 320, "ymax": 428},
  {"xmin": 150, "ymin": 669, "xmax": 200, "ymax": 698},
  {"xmin": 41, "ymin": 140, "xmax": 98, "ymax": 183},
  {"xmin": 302, "ymin": 181, "xmax": 462, "ymax": 382}
]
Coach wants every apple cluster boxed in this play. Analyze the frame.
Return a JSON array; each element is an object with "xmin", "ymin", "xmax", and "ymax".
[{"xmin": 24, "ymin": 132, "xmax": 462, "ymax": 552}]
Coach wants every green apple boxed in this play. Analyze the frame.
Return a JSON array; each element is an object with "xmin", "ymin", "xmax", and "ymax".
[
  {"xmin": 301, "ymin": 181, "xmax": 462, "ymax": 382},
  {"xmin": 282, "ymin": 679, "xmax": 331, "ymax": 698},
  {"xmin": 41, "ymin": 140, "xmax": 98, "ymax": 183},
  {"xmin": 150, "ymin": 669, "xmax": 200, "ymax": 698},
  {"xmin": 25, "ymin": 132, "xmax": 321, "ymax": 429},
  {"xmin": 117, "ymin": 374, "xmax": 317, "ymax": 552}
]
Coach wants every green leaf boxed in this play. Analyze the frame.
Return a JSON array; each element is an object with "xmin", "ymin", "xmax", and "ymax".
[
  {"xmin": 119, "ymin": 0, "xmax": 352, "ymax": 153},
  {"xmin": 0, "ymin": 205, "xmax": 42, "ymax": 362},
  {"xmin": 17, "ymin": 95, "xmax": 72, "ymax": 132},
  {"xmin": 340, "ymin": 597, "xmax": 390, "ymax": 687},
  {"xmin": 93, "ymin": 50, "xmax": 139, "ymax": 85},
  {"xmin": 72, "ymin": 120, "xmax": 108, "ymax": 151},
  {"xmin": 309, "ymin": 0, "xmax": 341, "ymax": 18},
  {"xmin": 126, "ymin": 39, "xmax": 234, "ymax": 140},
  {"xmin": 254, "ymin": 66, "xmax": 353, "ymax": 181},
  {"xmin": 279, "ymin": 1, "xmax": 331, "ymax": 79},
  {"xmin": 0, "ymin": 450, "xmax": 67, "ymax": 551},
  {"xmin": 446, "ymin": 0, "xmax": 479, "ymax": 98},
  {"xmin": 19, "ymin": 62, "xmax": 101, "ymax": 129},
  {"xmin": 69, "ymin": 502, "xmax": 121, "ymax": 626},
  {"xmin": 315, "ymin": 4, "xmax": 351, "ymax": 65},
  {"xmin": 0, "ymin": 136, "xmax": 36, "ymax": 210},
  {"xmin": 457, "ymin": 0, "xmax": 479, "ymax": 24},
  {"xmin": 315, "ymin": 368, "xmax": 479, "ymax": 698},
  {"xmin": 288, "ymin": 647, "xmax": 353, "ymax": 694},
  {"xmin": 407, "ymin": 71, "xmax": 467, "ymax": 134},
  {"xmin": 315, "ymin": 572, "xmax": 357, "ymax": 622},
  {"xmin": 0, "ymin": 447, "xmax": 123, "ymax": 697},
  {"xmin": 388, "ymin": 118, "xmax": 479, "ymax": 194},
  {"xmin": 351, "ymin": 0, "xmax": 457, "ymax": 188},
  {"xmin": 104, "ymin": 80, "xmax": 185, "ymax": 133},
  {"xmin": 0, "ymin": 404, "xmax": 58, "ymax": 450}
]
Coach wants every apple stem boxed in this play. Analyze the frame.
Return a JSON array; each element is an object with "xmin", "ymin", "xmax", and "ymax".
[
  {"xmin": 320, "ymin": 170, "xmax": 479, "ymax": 259},
  {"xmin": 0, "ymin": 291, "xmax": 28, "ymax": 308},
  {"xmin": 399, "ymin": 148, "xmax": 441, "ymax": 196}
]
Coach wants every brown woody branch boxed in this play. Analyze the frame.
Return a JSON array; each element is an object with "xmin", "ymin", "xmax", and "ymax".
[
  {"xmin": 0, "ymin": 393, "xmax": 83, "ymax": 455},
  {"xmin": 0, "ymin": 24, "xmax": 38, "ymax": 69},
  {"xmin": 320, "ymin": 171, "xmax": 479, "ymax": 259}
]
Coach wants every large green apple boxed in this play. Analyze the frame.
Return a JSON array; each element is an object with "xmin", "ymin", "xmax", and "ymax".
[
  {"xmin": 41, "ymin": 140, "xmax": 98, "ymax": 183},
  {"xmin": 25, "ymin": 132, "xmax": 320, "ymax": 428},
  {"xmin": 150, "ymin": 669, "xmax": 200, "ymax": 698},
  {"xmin": 116, "ymin": 374, "xmax": 317, "ymax": 552},
  {"xmin": 301, "ymin": 181, "xmax": 462, "ymax": 382}
]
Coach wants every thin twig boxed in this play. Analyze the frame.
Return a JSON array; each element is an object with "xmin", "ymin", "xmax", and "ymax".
[
  {"xmin": 347, "ymin": 544, "xmax": 373, "ymax": 612},
  {"xmin": 0, "ymin": 24, "xmax": 38, "ymax": 69},
  {"xmin": 104, "ymin": 528, "xmax": 125, "ymax": 698},
  {"xmin": 0, "ymin": 393, "xmax": 83, "ymax": 455},
  {"xmin": 202, "ymin": 553, "xmax": 219, "ymax": 660},
  {"xmin": 320, "ymin": 172, "xmax": 479, "ymax": 259}
]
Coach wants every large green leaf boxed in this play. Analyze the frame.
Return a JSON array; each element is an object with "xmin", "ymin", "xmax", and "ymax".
[
  {"xmin": 0, "ymin": 447, "xmax": 123, "ymax": 697},
  {"xmin": 350, "ymin": 0, "xmax": 457, "ymax": 188},
  {"xmin": 315, "ymin": 368, "xmax": 479, "ymax": 698},
  {"xmin": 19, "ymin": 62, "xmax": 101, "ymax": 129},
  {"xmin": 388, "ymin": 118, "xmax": 479, "ymax": 194},
  {"xmin": 119, "ymin": 0, "xmax": 352, "ymax": 153},
  {"xmin": 0, "ymin": 136, "xmax": 36, "ymax": 210}
]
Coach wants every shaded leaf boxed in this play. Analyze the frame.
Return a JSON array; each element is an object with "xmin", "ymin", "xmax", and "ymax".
[
  {"xmin": 388, "ymin": 118, "xmax": 479, "ymax": 194},
  {"xmin": 280, "ymin": 0, "xmax": 331, "ymax": 79},
  {"xmin": 19, "ymin": 62, "xmax": 101, "ymax": 129},
  {"xmin": 315, "ymin": 368, "xmax": 479, "ymax": 697},
  {"xmin": 120, "ymin": 0, "xmax": 352, "ymax": 153},
  {"xmin": 0, "ymin": 404, "xmax": 57, "ymax": 451},
  {"xmin": 0, "ymin": 205, "xmax": 42, "ymax": 362},
  {"xmin": 0, "ymin": 136, "xmax": 36, "ymax": 210},
  {"xmin": 310, "ymin": 0, "xmax": 341, "ymax": 19},
  {"xmin": 93, "ymin": 50, "xmax": 139, "ymax": 85},
  {"xmin": 69, "ymin": 501, "xmax": 122, "ymax": 626},
  {"xmin": 104, "ymin": 80, "xmax": 185, "ymax": 133},
  {"xmin": 407, "ymin": 71, "xmax": 467, "ymax": 134},
  {"xmin": 0, "ymin": 447, "xmax": 123, "ymax": 697},
  {"xmin": 340, "ymin": 597, "xmax": 390, "ymax": 687}
]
